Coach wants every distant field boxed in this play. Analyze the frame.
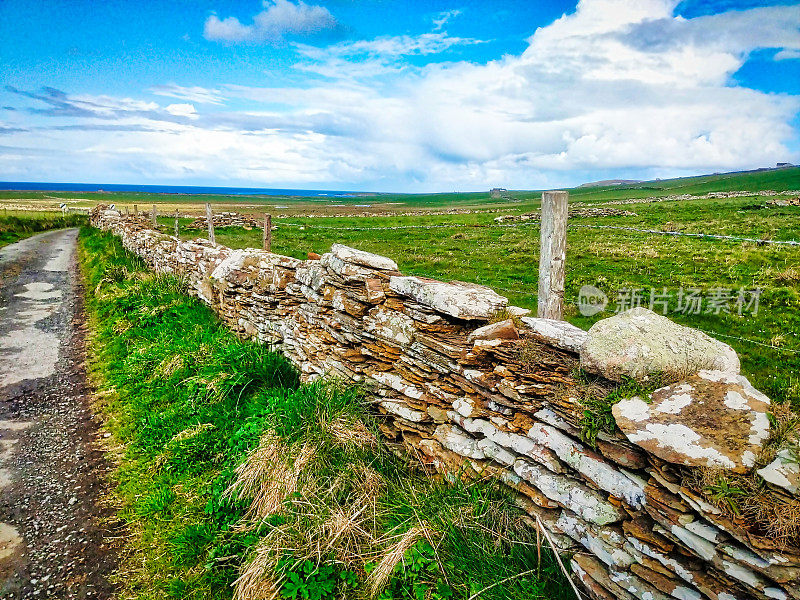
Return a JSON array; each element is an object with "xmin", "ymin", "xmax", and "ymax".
[
  {"xmin": 2, "ymin": 166, "xmax": 798, "ymax": 215},
  {"xmin": 3, "ymin": 167, "xmax": 800, "ymax": 407}
]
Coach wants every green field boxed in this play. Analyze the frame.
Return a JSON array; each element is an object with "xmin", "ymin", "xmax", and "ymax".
[
  {"xmin": 161, "ymin": 171, "xmax": 799, "ymax": 410},
  {"xmin": 4, "ymin": 167, "xmax": 800, "ymax": 408}
]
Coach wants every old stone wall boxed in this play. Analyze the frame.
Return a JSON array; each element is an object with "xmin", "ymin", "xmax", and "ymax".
[{"xmin": 92, "ymin": 207, "xmax": 800, "ymax": 600}]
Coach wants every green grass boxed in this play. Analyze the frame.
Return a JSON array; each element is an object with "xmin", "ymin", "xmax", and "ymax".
[
  {"xmin": 79, "ymin": 227, "xmax": 572, "ymax": 600},
  {"xmin": 0, "ymin": 212, "xmax": 87, "ymax": 248}
]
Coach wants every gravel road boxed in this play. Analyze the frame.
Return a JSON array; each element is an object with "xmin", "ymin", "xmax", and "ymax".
[{"xmin": 0, "ymin": 229, "xmax": 117, "ymax": 599}]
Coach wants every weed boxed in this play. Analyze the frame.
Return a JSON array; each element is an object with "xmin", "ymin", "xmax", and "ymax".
[
  {"xmin": 702, "ymin": 476, "xmax": 748, "ymax": 516},
  {"xmin": 578, "ymin": 376, "xmax": 663, "ymax": 448},
  {"xmin": 276, "ymin": 557, "xmax": 357, "ymax": 600},
  {"xmin": 372, "ymin": 540, "xmax": 455, "ymax": 600},
  {"xmin": 488, "ymin": 308, "xmax": 523, "ymax": 328}
]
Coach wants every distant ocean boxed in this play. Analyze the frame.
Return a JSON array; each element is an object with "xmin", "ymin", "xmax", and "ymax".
[{"xmin": 0, "ymin": 181, "xmax": 366, "ymax": 198}]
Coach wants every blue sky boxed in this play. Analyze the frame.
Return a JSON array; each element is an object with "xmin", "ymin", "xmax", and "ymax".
[{"xmin": 1, "ymin": 0, "xmax": 799, "ymax": 191}]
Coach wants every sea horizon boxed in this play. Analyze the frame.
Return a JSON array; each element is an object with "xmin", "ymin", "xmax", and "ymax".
[{"xmin": 0, "ymin": 181, "xmax": 373, "ymax": 198}]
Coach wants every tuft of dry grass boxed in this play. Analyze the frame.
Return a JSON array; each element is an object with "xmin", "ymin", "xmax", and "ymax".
[
  {"xmin": 155, "ymin": 353, "xmax": 183, "ymax": 378},
  {"xmin": 233, "ymin": 540, "xmax": 282, "ymax": 600},
  {"xmin": 225, "ymin": 433, "xmax": 317, "ymax": 522},
  {"xmin": 774, "ymin": 265, "xmax": 800, "ymax": 283},
  {"xmin": 364, "ymin": 524, "xmax": 428, "ymax": 599},
  {"xmin": 326, "ymin": 416, "xmax": 378, "ymax": 450}
]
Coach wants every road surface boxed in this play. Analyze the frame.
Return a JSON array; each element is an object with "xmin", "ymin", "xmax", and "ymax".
[{"xmin": 0, "ymin": 229, "xmax": 117, "ymax": 599}]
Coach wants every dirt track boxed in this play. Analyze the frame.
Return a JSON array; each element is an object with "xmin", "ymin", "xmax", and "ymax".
[{"xmin": 0, "ymin": 229, "xmax": 117, "ymax": 599}]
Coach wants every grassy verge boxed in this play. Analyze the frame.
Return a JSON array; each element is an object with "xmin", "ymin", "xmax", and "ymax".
[
  {"xmin": 79, "ymin": 226, "xmax": 571, "ymax": 600},
  {"xmin": 0, "ymin": 212, "xmax": 87, "ymax": 248}
]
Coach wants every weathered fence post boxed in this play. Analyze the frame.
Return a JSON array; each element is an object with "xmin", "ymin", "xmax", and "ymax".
[
  {"xmin": 125, "ymin": 206, "xmax": 129, "ymax": 217},
  {"xmin": 174, "ymin": 210, "xmax": 179, "ymax": 237},
  {"xmin": 205, "ymin": 203, "xmax": 215, "ymax": 244},
  {"xmin": 263, "ymin": 214, "xmax": 272, "ymax": 251},
  {"xmin": 151, "ymin": 205, "xmax": 158, "ymax": 227},
  {"xmin": 133, "ymin": 204, "xmax": 138, "ymax": 216},
  {"xmin": 538, "ymin": 190, "xmax": 568, "ymax": 320}
]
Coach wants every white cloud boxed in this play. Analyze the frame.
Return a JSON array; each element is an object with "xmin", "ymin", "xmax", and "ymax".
[
  {"xmin": 432, "ymin": 9, "xmax": 462, "ymax": 32},
  {"xmin": 204, "ymin": 0, "xmax": 340, "ymax": 44},
  {"xmin": 165, "ymin": 103, "xmax": 198, "ymax": 118},
  {"xmin": 775, "ymin": 48, "xmax": 800, "ymax": 61},
  {"xmin": 300, "ymin": 32, "xmax": 483, "ymax": 59},
  {"xmin": 292, "ymin": 32, "xmax": 485, "ymax": 80},
  {"xmin": 151, "ymin": 84, "xmax": 226, "ymax": 105},
  {"xmin": 6, "ymin": 0, "xmax": 800, "ymax": 190}
]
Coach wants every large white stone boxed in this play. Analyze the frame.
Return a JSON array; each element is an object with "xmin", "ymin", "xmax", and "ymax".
[
  {"xmin": 613, "ymin": 370, "xmax": 771, "ymax": 473},
  {"xmin": 389, "ymin": 276, "xmax": 507, "ymax": 320},
  {"xmin": 434, "ymin": 424, "xmax": 485, "ymax": 460},
  {"xmin": 581, "ymin": 307, "xmax": 740, "ymax": 382},
  {"xmin": 521, "ymin": 317, "xmax": 588, "ymax": 353},
  {"xmin": 364, "ymin": 307, "xmax": 415, "ymax": 347},
  {"xmin": 527, "ymin": 422, "xmax": 646, "ymax": 508},
  {"xmin": 513, "ymin": 459, "xmax": 624, "ymax": 525},
  {"xmin": 331, "ymin": 243, "xmax": 398, "ymax": 271}
]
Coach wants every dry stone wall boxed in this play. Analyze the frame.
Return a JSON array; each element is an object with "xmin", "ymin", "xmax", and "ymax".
[
  {"xmin": 185, "ymin": 211, "xmax": 261, "ymax": 230},
  {"xmin": 92, "ymin": 207, "xmax": 800, "ymax": 600}
]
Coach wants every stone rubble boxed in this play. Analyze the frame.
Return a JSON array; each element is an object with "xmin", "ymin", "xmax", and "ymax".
[
  {"xmin": 92, "ymin": 206, "xmax": 800, "ymax": 600},
  {"xmin": 494, "ymin": 207, "xmax": 638, "ymax": 223},
  {"xmin": 185, "ymin": 211, "xmax": 261, "ymax": 230}
]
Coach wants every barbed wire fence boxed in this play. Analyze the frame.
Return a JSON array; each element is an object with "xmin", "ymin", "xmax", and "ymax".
[{"xmin": 274, "ymin": 218, "xmax": 800, "ymax": 246}]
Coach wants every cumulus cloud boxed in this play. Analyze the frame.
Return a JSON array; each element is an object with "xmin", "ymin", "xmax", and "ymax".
[
  {"xmin": 4, "ymin": 0, "xmax": 800, "ymax": 190},
  {"xmin": 775, "ymin": 48, "xmax": 800, "ymax": 61},
  {"xmin": 204, "ymin": 0, "xmax": 342, "ymax": 44}
]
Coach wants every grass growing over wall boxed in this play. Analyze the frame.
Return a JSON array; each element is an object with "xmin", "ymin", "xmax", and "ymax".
[
  {"xmin": 79, "ymin": 226, "xmax": 573, "ymax": 600},
  {"xmin": 0, "ymin": 212, "xmax": 87, "ymax": 248}
]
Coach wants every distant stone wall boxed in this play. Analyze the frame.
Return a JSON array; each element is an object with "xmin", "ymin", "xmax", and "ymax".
[{"xmin": 92, "ymin": 207, "xmax": 800, "ymax": 600}]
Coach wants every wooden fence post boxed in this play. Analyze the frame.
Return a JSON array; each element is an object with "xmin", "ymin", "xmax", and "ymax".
[
  {"xmin": 151, "ymin": 205, "xmax": 158, "ymax": 227},
  {"xmin": 174, "ymin": 210, "xmax": 179, "ymax": 237},
  {"xmin": 205, "ymin": 203, "xmax": 215, "ymax": 244},
  {"xmin": 263, "ymin": 214, "xmax": 272, "ymax": 251},
  {"xmin": 133, "ymin": 204, "xmax": 138, "ymax": 216},
  {"xmin": 538, "ymin": 190, "xmax": 568, "ymax": 320}
]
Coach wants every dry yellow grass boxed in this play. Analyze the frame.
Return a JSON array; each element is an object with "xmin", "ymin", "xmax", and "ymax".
[
  {"xmin": 226, "ymin": 433, "xmax": 317, "ymax": 522},
  {"xmin": 364, "ymin": 525, "xmax": 428, "ymax": 599}
]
